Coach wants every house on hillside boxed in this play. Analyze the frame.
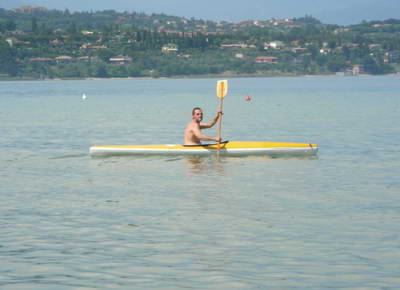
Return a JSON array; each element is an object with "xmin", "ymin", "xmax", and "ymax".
[
  {"xmin": 81, "ymin": 30, "xmax": 94, "ymax": 36},
  {"xmin": 162, "ymin": 44, "xmax": 178, "ymax": 53},
  {"xmin": 13, "ymin": 5, "xmax": 47, "ymax": 13},
  {"xmin": 345, "ymin": 65, "xmax": 363, "ymax": 76},
  {"xmin": 5, "ymin": 38, "xmax": 14, "ymax": 47},
  {"xmin": 264, "ymin": 41, "xmax": 285, "ymax": 50},
  {"xmin": 255, "ymin": 56, "xmax": 278, "ymax": 64},
  {"xmin": 50, "ymin": 39, "xmax": 62, "ymax": 46},
  {"xmin": 78, "ymin": 56, "xmax": 98, "ymax": 62},
  {"xmin": 5, "ymin": 38, "xmax": 29, "ymax": 47},
  {"xmin": 221, "ymin": 43, "xmax": 248, "ymax": 49},
  {"xmin": 319, "ymin": 48, "xmax": 331, "ymax": 54},
  {"xmin": 80, "ymin": 43, "xmax": 107, "ymax": 50},
  {"xmin": 29, "ymin": 57, "xmax": 54, "ymax": 63},
  {"xmin": 291, "ymin": 47, "xmax": 307, "ymax": 53},
  {"xmin": 55, "ymin": 56, "xmax": 73, "ymax": 64},
  {"xmin": 109, "ymin": 56, "xmax": 132, "ymax": 65}
]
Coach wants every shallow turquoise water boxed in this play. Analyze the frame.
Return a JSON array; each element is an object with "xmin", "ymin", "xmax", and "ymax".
[{"xmin": 1, "ymin": 76, "xmax": 399, "ymax": 289}]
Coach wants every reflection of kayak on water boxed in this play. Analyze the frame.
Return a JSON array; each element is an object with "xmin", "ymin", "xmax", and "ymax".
[{"xmin": 89, "ymin": 141, "xmax": 319, "ymax": 157}]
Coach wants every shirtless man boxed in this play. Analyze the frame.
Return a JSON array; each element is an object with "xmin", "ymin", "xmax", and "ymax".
[{"xmin": 184, "ymin": 107, "xmax": 222, "ymax": 145}]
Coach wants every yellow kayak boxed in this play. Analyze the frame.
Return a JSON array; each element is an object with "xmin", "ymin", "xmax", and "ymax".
[{"xmin": 89, "ymin": 141, "xmax": 318, "ymax": 156}]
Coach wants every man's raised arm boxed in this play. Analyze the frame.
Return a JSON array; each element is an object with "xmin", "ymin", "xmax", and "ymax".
[{"xmin": 200, "ymin": 111, "xmax": 223, "ymax": 129}]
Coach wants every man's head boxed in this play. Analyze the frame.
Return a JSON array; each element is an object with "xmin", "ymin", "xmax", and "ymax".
[{"xmin": 192, "ymin": 107, "xmax": 203, "ymax": 122}]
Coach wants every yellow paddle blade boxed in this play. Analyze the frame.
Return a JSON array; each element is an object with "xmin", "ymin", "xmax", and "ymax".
[{"xmin": 216, "ymin": 80, "xmax": 228, "ymax": 99}]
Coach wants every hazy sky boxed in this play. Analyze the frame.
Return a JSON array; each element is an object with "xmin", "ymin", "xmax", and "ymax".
[{"xmin": 2, "ymin": 0, "xmax": 400, "ymax": 25}]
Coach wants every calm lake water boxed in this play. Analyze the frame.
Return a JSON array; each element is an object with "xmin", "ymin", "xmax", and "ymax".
[{"xmin": 1, "ymin": 76, "xmax": 399, "ymax": 289}]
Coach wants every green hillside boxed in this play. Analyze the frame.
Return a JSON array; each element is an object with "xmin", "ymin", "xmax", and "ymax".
[{"xmin": 1, "ymin": 6, "xmax": 399, "ymax": 79}]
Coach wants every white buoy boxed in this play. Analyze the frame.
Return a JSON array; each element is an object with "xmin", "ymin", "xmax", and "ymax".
[{"xmin": 82, "ymin": 94, "xmax": 87, "ymax": 100}]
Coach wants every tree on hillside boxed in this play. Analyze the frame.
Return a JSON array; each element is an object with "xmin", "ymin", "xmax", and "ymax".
[
  {"xmin": 0, "ymin": 39, "xmax": 18, "ymax": 76},
  {"xmin": 0, "ymin": 20, "xmax": 16, "ymax": 32},
  {"xmin": 31, "ymin": 17, "xmax": 38, "ymax": 33}
]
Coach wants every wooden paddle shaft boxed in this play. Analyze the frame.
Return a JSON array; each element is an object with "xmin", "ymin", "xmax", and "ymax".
[{"xmin": 217, "ymin": 98, "xmax": 224, "ymax": 148}]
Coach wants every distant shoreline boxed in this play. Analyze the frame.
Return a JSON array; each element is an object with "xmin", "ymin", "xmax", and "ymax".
[{"xmin": 1, "ymin": 72, "xmax": 398, "ymax": 82}]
